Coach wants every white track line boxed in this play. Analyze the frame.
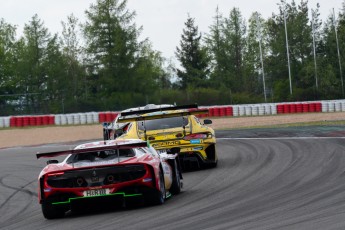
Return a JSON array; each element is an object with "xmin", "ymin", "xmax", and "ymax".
[{"xmin": 218, "ymin": 137, "xmax": 345, "ymax": 140}]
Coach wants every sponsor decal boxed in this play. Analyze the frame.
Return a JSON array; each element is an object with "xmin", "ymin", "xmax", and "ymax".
[
  {"xmin": 83, "ymin": 188, "xmax": 109, "ymax": 197},
  {"xmin": 148, "ymin": 111, "xmax": 166, "ymax": 115},
  {"xmin": 152, "ymin": 141, "xmax": 180, "ymax": 148},
  {"xmin": 190, "ymin": 139, "xmax": 201, "ymax": 144},
  {"xmin": 73, "ymin": 159, "xmax": 124, "ymax": 167},
  {"xmin": 143, "ymin": 178, "xmax": 153, "ymax": 182},
  {"xmin": 157, "ymin": 150, "xmax": 167, "ymax": 154},
  {"xmin": 193, "ymin": 147, "xmax": 203, "ymax": 151}
]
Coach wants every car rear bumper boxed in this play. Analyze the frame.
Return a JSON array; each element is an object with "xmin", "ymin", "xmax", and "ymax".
[
  {"xmin": 44, "ymin": 186, "xmax": 158, "ymax": 210},
  {"xmin": 178, "ymin": 144, "xmax": 217, "ymax": 169}
]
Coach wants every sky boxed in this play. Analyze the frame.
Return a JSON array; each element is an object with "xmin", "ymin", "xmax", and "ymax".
[{"xmin": 0, "ymin": 0, "xmax": 344, "ymax": 61}]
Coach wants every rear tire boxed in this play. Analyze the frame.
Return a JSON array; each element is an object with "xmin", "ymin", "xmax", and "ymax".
[
  {"xmin": 170, "ymin": 160, "xmax": 182, "ymax": 195},
  {"xmin": 41, "ymin": 201, "xmax": 65, "ymax": 219},
  {"xmin": 208, "ymin": 160, "xmax": 218, "ymax": 168},
  {"xmin": 152, "ymin": 168, "xmax": 166, "ymax": 205}
]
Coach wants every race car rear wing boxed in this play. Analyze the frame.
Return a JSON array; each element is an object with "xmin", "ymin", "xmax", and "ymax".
[
  {"xmin": 36, "ymin": 141, "xmax": 148, "ymax": 159},
  {"xmin": 120, "ymin": 104, "xmax": 198, "ymax": 117},
  {"xmin": 117, "ymin": 109, "xmax": 209, "ymax": 123}
]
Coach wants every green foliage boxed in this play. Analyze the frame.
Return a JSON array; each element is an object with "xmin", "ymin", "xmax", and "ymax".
[
  {"xmin": 273, "ymin": 80, "xmax": 291, "ymax": 102},
  {"xmin": 175, "ymin": 15, "xmax": 210, "ymax": 89},
  {"xmin": 1, "ymin": 0, "xmax": 345, "ymax": 116},
  {"xmin": 231, "ymin": 92, "xmax": 264, "ymax": 104},
  {"xmin": 0, "ymin": 19, "xmax": 18, "ymax": 115},
  {"xmin": 83, "ymin": 0, "xmax": 139, "ymax": 94},
  {"xmin": 154, "ymin": 88, "xmax": 231, "ymax": 106},
  {"xmin": 288, "ymin": 87, "xmax": 316, "ymax": 101}
]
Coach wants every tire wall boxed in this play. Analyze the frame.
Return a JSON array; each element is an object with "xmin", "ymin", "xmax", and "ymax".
[{"xmin": 2, "ymin": 100, "xmax": 344, "ymax": 128}]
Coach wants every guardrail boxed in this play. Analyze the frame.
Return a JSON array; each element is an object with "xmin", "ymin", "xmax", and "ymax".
[{"xmin": 1, "ymin": 100, "xmax": 344, "ymax": 128}]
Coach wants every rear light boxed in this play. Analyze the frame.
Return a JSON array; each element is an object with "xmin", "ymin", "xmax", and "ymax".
[
  {"xmin": 183, "ymin": 133, "xmax": 209, "ymax": 140},
  {"xmin": 76, "ymin": 177, "xmax": 85, "ymax": 187},
  {"xmin": 107, "ymin": 175, "xmax": 114, "ymax": 182},
  {"xmin": 47, "ymin": 172, "xmax": 64, "ymax": 177},
  {"xmin": 175, "ymin": 133, "xmax": 183, "ymax": 138}
]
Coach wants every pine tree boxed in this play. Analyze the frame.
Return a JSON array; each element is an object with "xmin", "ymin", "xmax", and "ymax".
[
  {"xmin": 175, "ymin": 15, "xmax": 210, "ymax": 90},
  {"xmin": 321, "ymin": 5, "xmax": 344, "ymax": 99},
  {"xmin": 266, "ymin": 0, "xmax": 317, "ymax": 101},
  {"xmin": 60, "ymin": 14, "xmax": 88, "ymax": 111},
  {"xmin": 0, "ymin": 19, "xmax": 17, "ymax": 115},
  {"xmin": 245, "ymin": 12, "xmax": 267, "ymax": 96},
  {"xmin": 83, "ymin": 0, "xmax": 140, "ymax": 95},
  {"xmin": 224, "ymin": 8, "xmax": 246, "ymax": 92},
  {"xmin": 20, "ymin": 14, "xmax": 53, "ymax": 113},
  {"xmin": 205, "ymin": 7, "xmax": 224, "ymax": 89}
]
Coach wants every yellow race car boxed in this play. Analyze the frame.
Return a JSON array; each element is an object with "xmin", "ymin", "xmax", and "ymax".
[{"xmin": 103, "ymin": 104, "xmax": 217, "ymax": 170}]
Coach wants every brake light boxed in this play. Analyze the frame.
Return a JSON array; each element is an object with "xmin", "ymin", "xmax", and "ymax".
[
  {"xmin": 175, "ymin": 133, "xmax": 183, "ymax": 138},
  {"xmin": 47, "ymin": 172, "xmax": 64, "ymax": 177},
  {"xmin": 183, "ymin": 133, "xmax": 209, "ymax": 140}
]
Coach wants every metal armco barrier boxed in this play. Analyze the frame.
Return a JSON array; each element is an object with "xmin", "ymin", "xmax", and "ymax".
[{"xmin": 1, "ymin": 100, "xmax": 345, "ymax": 128}]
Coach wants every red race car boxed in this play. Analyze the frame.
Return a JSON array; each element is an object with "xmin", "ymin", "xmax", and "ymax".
[{"xmin": 36, "ymin": 139, "xmax": 182, "ymax": 219}]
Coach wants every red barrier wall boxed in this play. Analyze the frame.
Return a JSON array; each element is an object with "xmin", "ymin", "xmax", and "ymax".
[
  {"xmin": 277, "ymin": 105, "xmax": 284, "ymax": 114},
  {"xmin": 2, "ymin": 101, "xmax": 329, "ymax": 129},
  {"xmin": 289, "ymin": 104, "xmax": 296, "ymax": 113},
  {"xmin": 225, "ymin": 107, "xmax": 233, "ymax": 116},
  {"xmin": 302, "ymin": 104, "xmax": 309, "ymax": 113}
]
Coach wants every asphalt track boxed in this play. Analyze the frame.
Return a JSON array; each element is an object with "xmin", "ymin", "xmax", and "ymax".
[{"xmin": 1, "ymin": 126, "xmax": 345, "ymax": 230}]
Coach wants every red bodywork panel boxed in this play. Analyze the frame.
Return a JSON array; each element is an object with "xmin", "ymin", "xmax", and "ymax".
[{"xmin": 37, "ymin": 139, "xmax": 164, "ymax": 204}]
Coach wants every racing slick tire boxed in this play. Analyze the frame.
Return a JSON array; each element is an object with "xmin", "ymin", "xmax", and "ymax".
[
  {"xmin": 41, "ymin": 201, "xmax": 65, "ymax": 219},
  {"xmin": 205, "ymin": 160, "xmax": 218, "ymax": 168},
  {"xmin": 152, "ymin": 168, "xmax": 166, "ymax": 205},
  {"xmin": 170, "ymin": 160, "xmax": 182, "ymax": 195}
]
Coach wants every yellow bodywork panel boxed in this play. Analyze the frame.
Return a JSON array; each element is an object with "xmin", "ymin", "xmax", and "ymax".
[{"xmin": 117, "ymin": 109, "xmax": 216, "ymax": 163}]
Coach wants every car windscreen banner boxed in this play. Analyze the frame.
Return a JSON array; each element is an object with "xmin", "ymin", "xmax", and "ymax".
[
  {"xmin": 120, "ymin": 104, "xmax": 198, "ymax": 117},
  {"xmin": 36, "ymin": 141, "xmax": 147, "ymax": 159}
]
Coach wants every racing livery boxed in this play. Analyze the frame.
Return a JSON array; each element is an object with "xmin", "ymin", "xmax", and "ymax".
[
  {"xmin": 36, "ymin": 139, "xmax": 182, "ymax": 219},
  {"xmin": 103, "ymin": 104, "xmax": 218, "ymax": 169}
]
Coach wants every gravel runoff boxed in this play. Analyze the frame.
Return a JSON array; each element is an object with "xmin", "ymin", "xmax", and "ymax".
[{"xmin": 0, "ymin": 112, "xmax": 344, "ymax": 149}]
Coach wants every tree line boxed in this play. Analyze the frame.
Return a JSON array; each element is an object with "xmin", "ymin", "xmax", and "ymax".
[{"xmin": 0, "ymin": 0, "xmax": 345, "ymax": 115}]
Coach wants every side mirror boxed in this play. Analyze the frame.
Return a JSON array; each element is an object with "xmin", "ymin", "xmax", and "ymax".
[
  {"xmin": 102, "ymin": 122, "xmax": 111, "ymax": 128},
  {"xmin": 47, "ymin": 159, "xmax": 58, "ymax": 165},
  {"xmin": 203, "ymin": 119, "xmax": 212, "ymax": 125},
  {"xmin": 168, "ymin": 147, "xmax": 180, "ymax": 154}
]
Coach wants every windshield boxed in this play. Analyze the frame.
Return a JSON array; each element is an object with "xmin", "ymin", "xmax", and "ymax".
[
  {"xmin": 67, "ymin": 149, "xmax": 135, "ymax": 164},
  {"xmin": 137, "ymin": 116, "xmax": 189, "ymax": 131}
]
